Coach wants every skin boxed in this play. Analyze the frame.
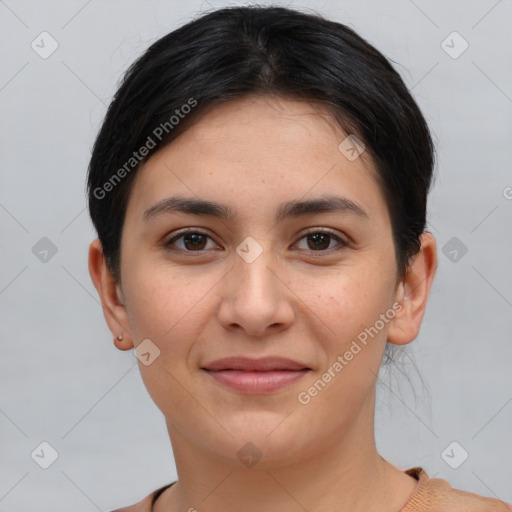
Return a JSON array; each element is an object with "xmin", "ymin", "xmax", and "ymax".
[{"xmin": 89, "ymin": 94, "xmax": 437, "ymax": 512}]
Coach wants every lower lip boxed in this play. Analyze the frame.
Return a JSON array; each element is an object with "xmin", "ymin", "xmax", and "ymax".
[{"xmin": 202, "ymin": 369, "xmax": 310, "ymax": 394}]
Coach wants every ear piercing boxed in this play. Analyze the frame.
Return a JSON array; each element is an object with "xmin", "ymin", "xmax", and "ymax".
[{"xmin": 117, "ymin": 334, "xmax": 123, "ymax": 341}]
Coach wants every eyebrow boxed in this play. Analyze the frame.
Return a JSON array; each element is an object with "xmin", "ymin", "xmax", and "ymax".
[{"xmin": 142, "ymin": 194, "xmax": 369, "ymax": 223}]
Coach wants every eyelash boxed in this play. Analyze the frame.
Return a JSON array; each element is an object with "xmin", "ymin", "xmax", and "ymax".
[{"xmin": 164, "ymin": 227, "xmax": 349, "ymax": 255}]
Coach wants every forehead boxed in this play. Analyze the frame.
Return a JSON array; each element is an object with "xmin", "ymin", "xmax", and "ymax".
[{"xmin": 125, "ymin": 95, "xmax": 389, "ymax": 225}]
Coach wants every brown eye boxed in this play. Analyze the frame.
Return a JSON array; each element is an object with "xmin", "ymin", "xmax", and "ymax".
[
  {"xmin": 295, "ymin": 229, "xmax": 348, "ymax": 252},
  {"xmin": 165, "ymin": 229, "xmax": 217, "ymax": 252},
  {"xmin": 164, "ymin": 228, "xmax": 348, "ymax": 255}
]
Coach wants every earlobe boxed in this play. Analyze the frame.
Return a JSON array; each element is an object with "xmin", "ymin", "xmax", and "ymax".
[
  {"xmin": 113, "ymin": 332, "xmax": 131, "ymax": 350},
  {"xmin": 387, "ymin": 232, "xmax": 438, "ymax": 346},
  {"xmin": 88, "ymin": 238, "xmax": 134, "ymax": 351}
]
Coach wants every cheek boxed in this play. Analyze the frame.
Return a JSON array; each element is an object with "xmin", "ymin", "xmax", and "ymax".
[
  {"xmin": 297, "ymin": 269, "xmax": 390, "ymax": 335},
  {"xmin": 295, "ymin": 269, "xmax": 394, "ymax": 388},
  {"xmin": 295, "ymin": 276, "xmax": 392, "ymax": 411},
  {"xmin": 124, "ymin": 266, "xmax": 207, "ymax": 414},
  {"xmin": 123, "ymin": 257, "xmax": 215, "ymax": 342},
  {"xmin": 122, "ymin": 263, "xmax": 222, "ymax": 409}
]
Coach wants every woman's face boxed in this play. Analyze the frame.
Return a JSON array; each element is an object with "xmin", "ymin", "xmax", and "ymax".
[{"xmin": 96, "ymin": 95, "xmax": 429, "ymax": 467}]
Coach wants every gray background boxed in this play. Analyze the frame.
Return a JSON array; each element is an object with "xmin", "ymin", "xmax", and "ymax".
[{"xmin": 1, "ymin": 0, "xmax": 511, "ymax": 510}]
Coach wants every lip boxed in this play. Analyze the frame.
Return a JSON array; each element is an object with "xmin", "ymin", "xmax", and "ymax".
[
  {"xmin": 201, "ymin": 356, "xmax": 311, "ymax": 394},
  {"xmin": 203, "ymin": 369, "xmax": 310, "ymax": 394}
]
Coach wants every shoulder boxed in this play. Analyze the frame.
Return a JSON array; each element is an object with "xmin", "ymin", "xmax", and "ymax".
[
  {"xmin": 109, "ymin": 482, "xmax": 175, "ymax": 512},
  {"xmin": 401, "ymin": 467, "xmax": 512, "ymax": 512}
]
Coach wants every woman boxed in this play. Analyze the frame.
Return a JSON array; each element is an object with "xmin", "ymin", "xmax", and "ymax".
[{"xmin": 87, "ymin": 5, "xmax": 512, "ymax": 511}]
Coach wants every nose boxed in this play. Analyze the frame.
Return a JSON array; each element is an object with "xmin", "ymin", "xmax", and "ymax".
[{"xmin": 216, "ymin": 246, "xmax": 295, "ymax": 337}]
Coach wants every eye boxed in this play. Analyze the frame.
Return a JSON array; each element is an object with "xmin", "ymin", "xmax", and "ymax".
[
  {"xmin": 164, "ymin": 228, "xmax": 349, "ymax": 254},
  {"xmin": 294, "ymin": 228, "xmax": 348, "ymax": 253},
  {"xmin": 164, "ymin": 229, "xmax": 219, "ymax": 252}
]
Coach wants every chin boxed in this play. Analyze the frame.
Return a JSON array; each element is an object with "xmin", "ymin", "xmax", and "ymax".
[{"xmin": 205, "ymin": 419, "xmax": 315, "ymax": 469}]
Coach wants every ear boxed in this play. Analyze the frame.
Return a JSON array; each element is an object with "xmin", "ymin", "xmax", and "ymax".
[
  {"xmin": 387, "ymin": 232, "xmax": 438, "ymax": 346},
  {"xmin": 88, "ymin": 238, "xmax": 134, "ymax": 351}
]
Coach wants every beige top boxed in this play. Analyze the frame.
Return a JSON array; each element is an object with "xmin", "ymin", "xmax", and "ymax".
[{"xmin": 110, "ymin": 467, "xmax": 512, "ymax": 511}]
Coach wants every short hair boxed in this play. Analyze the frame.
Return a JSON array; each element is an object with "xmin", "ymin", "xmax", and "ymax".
[{"xmin": 87, "ymin": 4, "xmax": 436, "ymax": 289}]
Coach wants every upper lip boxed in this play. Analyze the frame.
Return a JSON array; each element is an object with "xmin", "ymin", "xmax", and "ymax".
[{"xmin": 202, "ymin": 356, "xmax": 310, "ymax": 371}]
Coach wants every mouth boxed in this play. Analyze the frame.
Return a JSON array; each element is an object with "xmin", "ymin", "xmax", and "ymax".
[
  {"xmin": 201, "ymin": 356, "xmax": 311, "ymax": 394},
  {"xmin": 202, "ymin": 356, "xmax": 311, "ymax": 372}
]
